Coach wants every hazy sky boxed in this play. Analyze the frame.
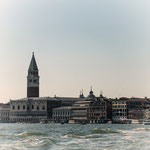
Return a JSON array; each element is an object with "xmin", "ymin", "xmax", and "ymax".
[{"xmin": 1, "ymin": 0, "xmax": 150, "ymax": 102}]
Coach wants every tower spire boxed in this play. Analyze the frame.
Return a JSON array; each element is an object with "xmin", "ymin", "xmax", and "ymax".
[
  {"xmin": 79, "ymin": 89, "xmax": 85, "ymax": 98},
  {"xmin": 90, "ymin": 86, "xmax": 92, "ymax": 91},
  {"xmin": 28, "ymin": 52, "xmax": 38, "ymax": 71},
  {"xmin": 100, "ymin": 90, "xmax": 103, "ymax": 98}
]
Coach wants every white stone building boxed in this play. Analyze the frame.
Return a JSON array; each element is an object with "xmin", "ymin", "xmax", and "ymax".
[
  {"xmin": 10, "ymin": 97, "xmax": 61, "ymax": 123},
  {"xmin": 53, "ymin": 106, "xmax": 72, "ymax": 123}
]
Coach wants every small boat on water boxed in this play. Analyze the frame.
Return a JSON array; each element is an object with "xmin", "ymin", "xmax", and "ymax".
[
  {"xmin": 143, "ymin": 120, "xmax": 150, "ymax": 125},
  {"xmin": 40, "ymin": 119, "xmax": 48, "ymax": 124}
]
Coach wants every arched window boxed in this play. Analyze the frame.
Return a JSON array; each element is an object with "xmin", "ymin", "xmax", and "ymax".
[
  {"xmin": 37, "ymin": 106, "xmax": 39, "ymax": 110},
  {"xmin": 13, "ymin": 105, "xmax": 15, "ymax": 110},
  {"xmin": 23, "ymin": 105, "xmax": 26, "ymax": 110},
  {"xmin": 28, "ymin": 79, "xmax": 32, "ymax": 82},
  {"xmin": 18, "ymin": 105, "xmax": 20, "ymax": 110},
  {"xmin": 32, "ymin": 105, "xmax": 34, "ymax": 110},
  {"xmin": 42, "ymin": 106, "xmax": 45, "ymax": 110}
]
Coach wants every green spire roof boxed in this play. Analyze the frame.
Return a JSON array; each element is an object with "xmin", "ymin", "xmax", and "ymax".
[{"xmin": 28, "ymin": 52, "xmax": 38, "ymax": 70}]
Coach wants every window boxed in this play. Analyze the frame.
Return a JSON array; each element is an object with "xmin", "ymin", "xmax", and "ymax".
[
  {"xmin": 23, "ymin": 105, "xmax": 26, "ymax": 110},
  {"xmin": 18, "ymin": 105, "xmax": 20, "ymax": 110},
  {"xmin": 28, "ymin": 79, "xmax": 32, "ymax": 82},
  {"xmin": 37, "ymin": 106, "xmax": 39, "ymax": 110},
  {"xmin": 13, "ymin": 105, "xmax": 15, "ymax": 110},
  {"xmin": 42, "ymin": 106, "xmax": 45, "ymax": 110},
  {"xmin": 32, "ymin": 105, "xmax": 34, "ymax": 110}
]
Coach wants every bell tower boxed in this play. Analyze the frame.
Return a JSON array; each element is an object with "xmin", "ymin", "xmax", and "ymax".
[{"xmin": 27, "ymin": 52, "xmax": 39, "ymax": 97}]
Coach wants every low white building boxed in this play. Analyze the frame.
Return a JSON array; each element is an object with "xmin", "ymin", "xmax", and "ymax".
[
  {"xmin": 53, "ymin": 106, "xmax": 72, "ymax": 123},
  {"xmin": 10, "ymin": 97, "xmax": 61, "ymax": 123}
]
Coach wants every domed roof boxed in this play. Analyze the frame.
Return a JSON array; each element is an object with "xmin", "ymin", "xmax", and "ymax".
[{"xmin": 87, "ymin": 87, "xmax": 95, "ymax": 98}]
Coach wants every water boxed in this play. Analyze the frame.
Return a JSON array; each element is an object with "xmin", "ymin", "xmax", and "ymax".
[{"xmin": 0, "ymin": 123, "xmax": 150, "ymax": 150}]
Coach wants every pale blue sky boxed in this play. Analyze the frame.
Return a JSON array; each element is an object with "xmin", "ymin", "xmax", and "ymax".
[{"xmin": 0, "ymin": 0, "xmax": 150, "ymax": 102}]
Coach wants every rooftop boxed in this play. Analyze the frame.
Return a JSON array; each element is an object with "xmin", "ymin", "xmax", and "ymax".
[
  {"xmin": 10, "ymin": 97, "xmax": 59, "ymax": 102},
  {"xmin": 53, "ymin": 106, "xmax": 72, "ymax": 110}
]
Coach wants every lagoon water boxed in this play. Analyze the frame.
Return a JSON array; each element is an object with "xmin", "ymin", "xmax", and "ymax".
[{"xmin": 0, "ymin": 123, "xmax": 150, "ymax": 150}]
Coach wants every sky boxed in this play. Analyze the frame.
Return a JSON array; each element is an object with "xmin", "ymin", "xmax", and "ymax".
[{"xmin": 1, "ymin": 0, "xmax": 150, "ymax": 102}]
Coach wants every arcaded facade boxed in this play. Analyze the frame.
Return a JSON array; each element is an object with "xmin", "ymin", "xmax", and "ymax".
[{"xmin": 10, "ymin": 97, "xmax": 61, "ymax": 123}]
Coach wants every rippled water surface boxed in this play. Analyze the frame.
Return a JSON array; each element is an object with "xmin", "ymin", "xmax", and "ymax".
[{"xmin": 0, "ymin": 123, "xmax": 150, "ymax": 150}]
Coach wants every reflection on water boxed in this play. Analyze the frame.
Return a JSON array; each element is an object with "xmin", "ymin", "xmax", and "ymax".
[{"xmin": 0, "ymin": 123, "xmax": 150, "ymax": 150}]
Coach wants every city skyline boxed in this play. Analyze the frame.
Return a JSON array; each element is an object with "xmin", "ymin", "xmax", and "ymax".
[{"xmin": 1, "ymin": 0, "xmax": 150, "ymax": 102}]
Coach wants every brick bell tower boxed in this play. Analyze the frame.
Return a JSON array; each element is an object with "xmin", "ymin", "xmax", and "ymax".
[{"xmin": 27, "ymin": 52, "xmax": 39, "ymax": 97}]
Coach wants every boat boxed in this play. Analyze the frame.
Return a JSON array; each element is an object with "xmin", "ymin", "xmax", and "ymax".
[
  {"xmin": 107, "ymin": 121, "xmax": 112, "ymax": 124},
  {"xmin": 143, "ymin": 120, "xmax": 150, "ymax": 125},
  {"xmin": 131, "ymin": 119, "xmax": 141, "ymax": 124},
  {"xmin": 40, "ymin": 119, "xmax": 48, "ymax": 124}
]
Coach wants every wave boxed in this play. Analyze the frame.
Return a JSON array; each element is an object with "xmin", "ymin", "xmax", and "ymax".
[
  {"xmin": 17, "ymin": 131, "xmax": 47, "ymax": 137},
  {"xmin": 91, "ymin": 128, "xmax": 119, "ymax": 134},
  {"xmin": 0, "ymin": 134, "xmax": 6, "ymax": 137},
  {"xmin": 39, "ymin": 137, "xmax": 57, "ymax": 146},
  {"xmin": 0, "ymin": 137, "xmax": 57, "ymax": 150},
  {"xmin": 61, "ymin": 128, "xmax": 119, "ymax": 139},
  {"xmin": 121, "ymin": 127, "xmax": 150, "ymax": 135}
]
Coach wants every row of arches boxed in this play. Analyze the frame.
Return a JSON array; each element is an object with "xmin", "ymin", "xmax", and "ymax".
[{"xmin": 12, "ymin": 105, "xmax": 46, "ymax": 111}]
